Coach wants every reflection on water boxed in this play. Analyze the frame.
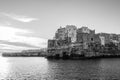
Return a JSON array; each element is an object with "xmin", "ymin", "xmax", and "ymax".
[
  {"xmin": 0, "ymin": 57, "xmax": 120, "ymax": 80},
  {"xmin": 0, "ymin": 56, "xmax": 9, "ymax": 79}
]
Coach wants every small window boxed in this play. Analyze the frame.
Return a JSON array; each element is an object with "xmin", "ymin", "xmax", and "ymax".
[{"xmin": 91, "ymin": 38, "xmax": 93, "ymax": 41}]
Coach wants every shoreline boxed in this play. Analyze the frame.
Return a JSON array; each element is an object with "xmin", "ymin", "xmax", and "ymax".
[
  {"xmin": 2, "ymin": 52, "xmax": 120, "ymax": 60},
  {"xmin": 46, "ymin": 54, "xmax": 120, "ymax": 60}
]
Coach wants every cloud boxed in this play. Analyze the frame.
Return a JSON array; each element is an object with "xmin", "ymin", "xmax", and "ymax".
[
  {"xmin": 0, "ymin": 43, "xmax": 42, "ymax": 52},
  {"xmin": 0, "ymin": 25, "xmax": 47, "ymax": 51},
  {"xmin": 0, "ymin": 43, "xmax": 32, "ymax": 51},
  {"xmin": 0, "ymin": 40, "xmax": 40, "ymax": 48},
  {"xmin": 1, "ymin": 12, "xmax": 38, "ymax": 22},
  {"xmin": 0, "ymin": 21, "xmax": 11, "ymax": 26}
]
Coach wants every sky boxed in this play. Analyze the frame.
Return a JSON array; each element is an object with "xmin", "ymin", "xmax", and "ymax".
[{"xmin": 0, "ymin": 0, "xmax": 120, "ymax": 52}]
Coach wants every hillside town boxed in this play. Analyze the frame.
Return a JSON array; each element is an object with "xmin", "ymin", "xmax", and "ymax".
[{"xmin": 47, "ymin": 25, "xmax": 120, "ymax": 59}]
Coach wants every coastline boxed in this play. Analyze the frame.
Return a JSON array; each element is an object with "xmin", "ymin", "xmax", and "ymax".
[{"xmin": 45, "ymin": 52, "xmax": 120, "ymax": 60}]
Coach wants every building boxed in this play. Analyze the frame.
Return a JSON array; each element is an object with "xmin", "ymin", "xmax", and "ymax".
[
  {"xmin": 65, "ymin": 25, "xmax": 77, "ymax": 42},
  {"xmin": 99, "ymin": 36, "xmax": 105, "ymax": 45},
  {"xmin": 77, "ymin": 26, "xmax": 95, "ymax": 34},
  {"xmin": 55, "ymin": 27, "xmax": 66, "ymax": 40},
  {"xmin": 76, "ymin": 27, "xmax": 100, "ymax": 49},
  {"xmin": 97, "ymin": 33, "xmax": 120, "ymax": 45},
  {"xmin": 97, "ymin": 33, "xmax": 111, "ymax": 44},
  {"xmin": 110, "ymin": 34, "xmax": 119, "ymax": 41},
  {"xmin": 48, "ymin": 39, "xmax": 57, "ymax": 48},
  {"xmin": 47, "ymin": 25, "xmax": 120, "ymax": 58},
  {"xmin": 55, "ymin": 25, "xmax": 77, "ymax": 42},
  {"xmin": 48, "ymin": 37, "xmax": 71, "ymax": 48}
]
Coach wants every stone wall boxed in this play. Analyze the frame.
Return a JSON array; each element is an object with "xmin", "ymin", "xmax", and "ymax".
[
  {"xmin": 48, "ymin": 39, "xmax": 57, "ymax": 48},
  {"xmin": 65, "ymin": 25, "xmax": 77, "ymax": 42},
  {"xmin": 55, "ymin": 27, "xmax": 66, "ymax": 40},
  {"xmin": 97, "ymin": 33, "xmax": 111, "ymax": 44},
  {"xmin": 47, "ymin": 25, "xmax": 120, "ymax": 57},
  {"xmin": 76, "ymin": 33, "xmax": 100, "ymax": 44},
  {"xmin": 77, "ymin": 26, "xmax": 95, "ymax": 34}
]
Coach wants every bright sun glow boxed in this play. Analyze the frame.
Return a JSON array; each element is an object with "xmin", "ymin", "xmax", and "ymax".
[{"xmin": 0, "ymin": 55, "xmax": 9, "ymax": 79}]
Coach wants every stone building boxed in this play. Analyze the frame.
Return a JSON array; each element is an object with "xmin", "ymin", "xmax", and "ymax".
[
  {"xmin": 97, "ymin": 33, "xmax": 111, "ymax": 44},
  {"xmin": 77, "ymin": 27, "xmax": 101, "ymax": 49},
  {"xmin": 56, "ymin": 37, "xmax": 71, "ymax": 47},
  {"xmin": 77, "ymin": 26, "xmax": 95, "ymax": 34},
  {"xmin": 118, "ymin": 35, "xmax": 120, "ymax": 42},
  {"xmin": 99, "ymin": 36, "xmax": 105, "ymax": 45},
  {"xmin": 47, "ymin": 25, "xmax": 120, "ymax": 57},
  {"xmin": 110, "ymin": 34, "xmax": 119, "ymax": 41},
  {"xmin": 76, "ymin": 27, "xmax": 97, "ymax": 44},
  {"xmin": 48, "ymin": 37, "xmax": 71, "ymax": 48},
  {"xmin": 65, "ymin": 25, "xmax": 77, "ymax": 42},
  {"xmin": 97, "ymin": 33, "xmax": 120, "ymax": 44},
  {"xmin": 48, "ymin": 39, "xmax": 57, "ymax": 48},
  {"xmin": 55, "ymin": 27, "xmax": 66, "ymax": 40},
  {"xmin": 55, "ymin": 25, "xmax": 77, "ymax": 42},
  {"xmin": 76, "ymin": 27, "xmax": 100, "ymax": 49}
]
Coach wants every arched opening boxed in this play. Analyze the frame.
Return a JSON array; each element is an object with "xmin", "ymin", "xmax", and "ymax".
[{"xmin": 62, "ymin": 51, "xmax": 69, "ymax": 59}]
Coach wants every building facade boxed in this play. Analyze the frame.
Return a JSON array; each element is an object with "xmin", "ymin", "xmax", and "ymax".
[
  {"xmin": 65, "ymin": 25, "xmax": 77, "ymax": 42},
  {"xmin": 55, "ymin": 27, "xmax": 66, "ymax": 40},
  {"xmin": 47, "ymin": 25, "xmax": 120, "ymax": 57},
  {"xmin": 77, "ymin": 26, "xmax": 95, "ymax": 34}
]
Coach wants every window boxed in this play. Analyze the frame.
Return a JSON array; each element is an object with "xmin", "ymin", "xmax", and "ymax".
[{"xmin": 91, "ymin": 38, "xmax": 93, "ymax": 41}]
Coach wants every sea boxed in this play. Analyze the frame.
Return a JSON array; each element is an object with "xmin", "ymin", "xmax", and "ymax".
[{"xmin": 0, "ymin": 56, "xmax": 120, "ymax": 80}]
